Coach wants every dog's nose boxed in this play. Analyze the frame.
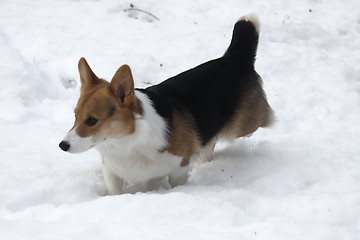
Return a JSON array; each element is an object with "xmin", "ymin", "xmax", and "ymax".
[{"xmin": 59, "ymin": 141, "xmax": 70, "ymax": 151}]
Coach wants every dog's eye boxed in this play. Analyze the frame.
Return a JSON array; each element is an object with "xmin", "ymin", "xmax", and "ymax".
[{"xmin": 85, "ymin": 117, "xmax": 98, "ymax": 126}]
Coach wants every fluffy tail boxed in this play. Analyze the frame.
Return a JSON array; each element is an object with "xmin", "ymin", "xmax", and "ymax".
[{"xmin": 224, "ymin": 14, "xmax": 260, "ymax": 66}]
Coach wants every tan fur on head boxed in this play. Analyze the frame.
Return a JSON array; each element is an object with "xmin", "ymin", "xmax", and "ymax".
[
  {"xmin": 73, "ymin": 58, "xmax": 142, "ymax": 141},
  {"xmin": 109, "ymin": 65, "xmax": 135, "ymax": 107},
  {"xmin": 79, "ymin": 57, "xmax": 101, "ymax": 86}
]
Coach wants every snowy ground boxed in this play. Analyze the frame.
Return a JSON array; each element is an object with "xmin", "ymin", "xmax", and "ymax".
[{"xmin": 1, "ymin": 0, "xmax": 360, "ymax": 239}]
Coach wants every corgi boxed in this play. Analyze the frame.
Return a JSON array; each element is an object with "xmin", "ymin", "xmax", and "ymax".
[{"xmin": 59, "ymin": 14, "xmax": 274, "ymax": 195}]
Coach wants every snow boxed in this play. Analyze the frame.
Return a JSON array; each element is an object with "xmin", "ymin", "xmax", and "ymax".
[{"xmin": 1, "ymin": 0, "xmax": 360, "ymax": 239}]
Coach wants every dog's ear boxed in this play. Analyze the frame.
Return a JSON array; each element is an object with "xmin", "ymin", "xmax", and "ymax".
[
  {"xmin": 78, "ymin": 57, "xmax": 99, "ymax": 86},
  {"xmin": 109, "ymin": 65, "xmax": 134, "ymax": 106}
]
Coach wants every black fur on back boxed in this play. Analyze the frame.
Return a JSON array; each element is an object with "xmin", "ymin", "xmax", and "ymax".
[{"xmin": 137, "ymin": 19, "xmax": 260, "ymax": 146}]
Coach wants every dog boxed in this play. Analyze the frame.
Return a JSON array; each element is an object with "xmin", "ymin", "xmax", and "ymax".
[{"xmin": 59, "ymin": 14, "xmax": 274, "ymax": 195}]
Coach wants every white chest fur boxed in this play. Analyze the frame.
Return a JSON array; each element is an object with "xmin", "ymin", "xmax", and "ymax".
[
  {"xmin": 96, "ymin": 91, "xmax": 188, "ymax": 194},
  {"xmin": 98, "ymin": 140, "xmax": 183, "ymax": 183}
]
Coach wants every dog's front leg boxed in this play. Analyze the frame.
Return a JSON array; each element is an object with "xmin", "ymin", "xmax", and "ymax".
[
  {"xmin": 102, "ymin": 164, "xmax": 125, "ymax": 195},
  {"xmin": 169, "ymin": 164, "xmax": 190, "ymax": 188}
]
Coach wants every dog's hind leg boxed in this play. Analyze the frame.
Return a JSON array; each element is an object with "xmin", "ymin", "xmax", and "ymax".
[
  {"xmin": 191, "ymin": 140, "xmax": 216, "ymax": 170},
  {"xmin": 199, "ymin": 141, "xmax": 216, "ymax": 162}
]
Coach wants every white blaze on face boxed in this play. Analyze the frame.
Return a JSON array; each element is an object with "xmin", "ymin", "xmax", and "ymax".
[{"xmin": 61, "ymin": 128, "xmax": 94, "ymax": 153}]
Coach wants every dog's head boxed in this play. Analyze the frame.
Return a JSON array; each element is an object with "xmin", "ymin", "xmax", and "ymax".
[{"xmin": 59, "ymin": 58, "xmax": 141, "ymax": 153}]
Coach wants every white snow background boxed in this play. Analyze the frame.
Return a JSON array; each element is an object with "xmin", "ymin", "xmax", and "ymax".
[{"xmin": 1, "ymin": 0, "xmax": 360, "ymax": 239}]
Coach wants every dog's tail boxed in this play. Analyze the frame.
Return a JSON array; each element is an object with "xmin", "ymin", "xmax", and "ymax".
[{"xmin": 224, "ymin": 14, "xmax": 260, "ymax": 66}]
